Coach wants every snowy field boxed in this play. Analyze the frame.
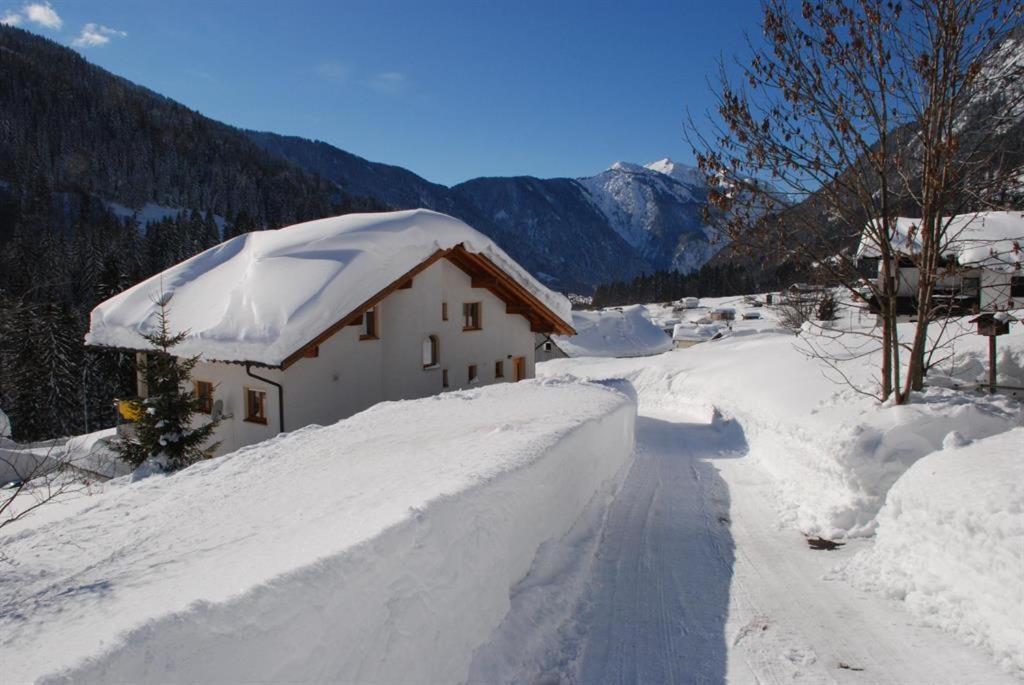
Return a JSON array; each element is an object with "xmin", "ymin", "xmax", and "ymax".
[{"xmin": 0, "ymin": 379, "xmax": 636, "ymax": 683}]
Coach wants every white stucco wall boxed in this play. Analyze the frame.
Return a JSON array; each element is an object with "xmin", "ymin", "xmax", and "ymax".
[{"xmin": 191, "ymin": 258, "xmax": 539, "ymax": 455}]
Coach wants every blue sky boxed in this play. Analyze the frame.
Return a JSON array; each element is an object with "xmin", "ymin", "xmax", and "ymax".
[{"xmin": 2, "ymin": 1, "xmax": 764, "ymax": 186}]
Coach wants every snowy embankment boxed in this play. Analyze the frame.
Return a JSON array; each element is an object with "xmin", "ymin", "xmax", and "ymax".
[
  {"xmin": 842, "ymin": 428, "xmax": 1024, "ymax": 675},
  {"xmin": 540, "ymin": 304, "xmax": 1023, "ymax": 539},
  {"xmin": 553, "ymin": 305, "xmax": 673, "ymax": 358},
  {"xmin": 0, "ymin": 379, "xmax": 636, "ymax": 684}
]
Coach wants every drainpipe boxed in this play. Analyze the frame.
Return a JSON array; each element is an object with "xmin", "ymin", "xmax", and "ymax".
[{"xmin": 245, "ymin": 364, "xmax": 285, "ymax": 433}]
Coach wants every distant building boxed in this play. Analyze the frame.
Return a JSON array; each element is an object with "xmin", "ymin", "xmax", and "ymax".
[
  {"xmin": 856, "ymin": 211, "xmax": 1023, "ymax": 320},
  {"xmin": 672, "ymin": 322, "xmax": 725, "ymax": 349},
  {"xmin": 535, "ymin": 334, "xmax": 569, "ymax": 362},
  {"xmin": 87, "ymin": 210, "xmax": 574, "ymax": 456}
]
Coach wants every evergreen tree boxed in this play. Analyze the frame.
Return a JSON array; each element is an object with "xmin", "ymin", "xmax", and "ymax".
[{"xmin": 113, "ymin": 298, "xmax": 220, "ymax": 471}]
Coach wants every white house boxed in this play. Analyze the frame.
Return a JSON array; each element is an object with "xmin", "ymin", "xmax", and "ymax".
[
  {"xmin": 86, "ymin": 209, "xmax": 575, "ymax": 456},
  {"xmin": 857, "ymin": 211, "xmax": 1024, "ymax": 319}
]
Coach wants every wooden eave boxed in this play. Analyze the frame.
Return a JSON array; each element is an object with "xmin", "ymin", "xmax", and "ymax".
[{"xmin": 279, "ymin": 243, "xmax": 574, "ymax": 370}]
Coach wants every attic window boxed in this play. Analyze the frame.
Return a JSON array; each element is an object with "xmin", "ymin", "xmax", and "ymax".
[
  {"xmin": 463, "ymin": 302, "xmax": 481, "ymax": 331},
  {"xmin": 245, "ymin": 388, "xmax": 267, "ymax": 425},
  {"xmin": 194, "ymin": 380, "xmax": 214, "ymax": 414},
  {"xmin": 543, "ymin": 342, "xmax": 553, "ymax": 352},
  {"xmin": 361, "ymin": 306, "xmax": 378, "ymax": 340},
  {"xmin": 423, "ymin": 335, "xmax": 440, "ymax": 368}
]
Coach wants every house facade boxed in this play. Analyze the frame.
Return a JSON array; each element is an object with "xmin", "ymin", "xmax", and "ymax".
[{"xmin": 87, "ymin": 210, "xmax": 574, "ymax": 456}]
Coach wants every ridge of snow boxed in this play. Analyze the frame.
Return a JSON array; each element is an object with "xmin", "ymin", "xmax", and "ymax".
[
  {"xmin": 0, "ymin": 378, "xmax": 636, "ymax": 684},
  {"xmin": 85, "ymin": 209, "xmax": 572, "ymax": 366}
]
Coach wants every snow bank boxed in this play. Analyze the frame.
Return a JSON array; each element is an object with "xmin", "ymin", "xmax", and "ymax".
[
  {"xmin": 540, "ymin": 313, "xmax": 1023, "ymax": 538},
  {"xmin": 842, "ymin": 428, "xmax": 1024, "ymax": 675},
  {"xmin": 86, "ymin": 209, "xmax": 573, "ymax": 365},
  {"xmin": 0, "ymin": 378, "xmax": 635, "ymax": 684},
  {"xmin": 554, "ymin": 306, "xmax": 673, "ymax": 358}
]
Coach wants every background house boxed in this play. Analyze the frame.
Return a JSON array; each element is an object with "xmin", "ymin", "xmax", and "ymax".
[
  {"xmin": 86, "ymin": 210, "xmax": 574, "ymax": 455},
  {"xmin": 856, "ymin": 211, "xmax": 1024, "ymax": 319}
]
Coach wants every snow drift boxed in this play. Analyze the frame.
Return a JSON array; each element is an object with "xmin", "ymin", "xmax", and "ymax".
[
  {"xmin": 0, "ymin": 378, "xmax": 636, "ymax": 684},
  {"xmin": 843, "ymin": 428, "xmax": 1024, "ymax": 675},
  {"xmin": 85, "ymin": 209, "xmax": 573, "ymax": 366},
  {"xmin": 553, "ymin": 306, "xmax": 673, "ymax": 358}
]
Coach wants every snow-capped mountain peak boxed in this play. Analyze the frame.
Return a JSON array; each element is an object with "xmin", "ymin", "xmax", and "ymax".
[
  {"xmin": 645, "ymin": 158, "xmax": 704, "ymax": 187},
  {"xmin": 577, "ymin": 159, "xmax": 723, "ymax": 274}
]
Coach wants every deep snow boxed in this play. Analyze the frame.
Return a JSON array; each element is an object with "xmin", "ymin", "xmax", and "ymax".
[
  {"xmin": 553, "ymin": 305, "xmax": 673, "ymax": 358},
  {"xmin": 842, "ymin": 427, "xmax": 1024, "ymax": 674},
  {"xmin": 0, "ymin": 379, "xmax": 635, "ymax": 684}
]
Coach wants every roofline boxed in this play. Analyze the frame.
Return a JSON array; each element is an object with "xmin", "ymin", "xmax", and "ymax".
[{"xmin": 278, "ymin": 244, "xmax": 575, "ymax": 370}]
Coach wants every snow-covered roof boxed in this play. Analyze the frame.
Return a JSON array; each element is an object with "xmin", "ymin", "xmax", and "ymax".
[
  {"xmin": 553, "ymin": 306, "xmax": 673, "ymax": 358},
  {"xmin": 672, "ymin": 322, "xmax": 724, "ymax": 342},
  {"xmin": 857, "ymin": 211, "xmax": 1024, "ymax": 273},
  {"xmin": 86, "ymin": 209, "xmax": 573, "ymax": 366}
]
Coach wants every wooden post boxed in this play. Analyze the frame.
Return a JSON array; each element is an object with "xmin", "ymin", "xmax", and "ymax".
[{"xmin": 988, "ymin": 336, "xmax": 997, "ymax": 395}]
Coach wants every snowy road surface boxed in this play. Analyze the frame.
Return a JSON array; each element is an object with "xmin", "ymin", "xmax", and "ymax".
[{"xmin": 470, "ymin": 407, "xmax": 1018, "ymax": 684}]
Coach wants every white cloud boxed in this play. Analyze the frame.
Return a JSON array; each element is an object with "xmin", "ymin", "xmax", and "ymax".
[
  {"xmin": 71, "ymin": 22, "xmax": 127, "ymax": 48},
  {"xmin": 22, "ymin": 2, "xmax": 61, "ymax": 29},
  {"xmin": 367, "ymin": 71, "xmax": 407, "ymax": 94},
  {"xmin": 317, "ymin": 60, "xmax": 352, "ymax": 83},
  {"xmin": 1, "ymin": 9, "xmax": 22, "ymax": 25}
]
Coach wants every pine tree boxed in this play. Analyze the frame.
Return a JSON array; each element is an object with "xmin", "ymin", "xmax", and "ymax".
[{"xmin": 113, "ymin": 297, "xmax": 220, "ymax": 471}]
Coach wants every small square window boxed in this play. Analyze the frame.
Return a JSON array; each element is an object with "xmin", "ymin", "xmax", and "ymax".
[
  {"xmin": 245, "ymin": 388, "xmax": 267, "ymax": 424},
  {"xmin": 495, "ymin": 361, "xmax": 504, "ymax": 378},
  {"xmin": 360, "ymin": 306, "xmax": 378, "ymax": 340},
  {"xmin": 194, "ymin": 380, "xmax": 214, "ymax": 414},
  {"xmin": 468, "ymin": 364, "xmax": 478, "ymax": 384},
  {"xmin": 463, "ymin": 302, "xmax": 481, "ymax": 331},
  {"xmin": 543, "ymin": 342, "xmax": 553, "ymax": 351}
]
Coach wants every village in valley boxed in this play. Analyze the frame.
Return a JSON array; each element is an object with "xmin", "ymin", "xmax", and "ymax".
[{"xmin": 1, "ymin": 1, "xmax": 1023, "ymax": 684}]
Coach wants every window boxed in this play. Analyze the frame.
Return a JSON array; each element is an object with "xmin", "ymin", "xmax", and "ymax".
[
  {"xmin": 361, "ymin": 306, "xmax": 378, "ymax": 340},
  {"xmin": 463, "ymin": 302, "xmax": 481, "ymax": 330},
  {"xmin": 962, "ymin": 277, "xmax": 981, "ymax": 296},
  {"xmin": 1012, "ymin": 276, "xmax": 1024, "ymax": 298},
  {"xmin": 194, "ymin": 380, "xmax": 214, "ymax": 414},
  {"xmin": 495, "ymin": 361, "xmax": 504, "ymax": 378},
  {"xmin": 245, "ymin": 388, "xmax": 267, "ymax": 424},
  {"xmin": 442, "ymin": 369, "xmax": 449, "ymax": 388},
  {"xmin": 422, "ymin": 335, "xmax": 440, "ymax": 368},
  {"xmin": 543, "ymin": 342, "xmax": 553, "ymax": 352},
  {"xmin": 442, "ymin": 301, "xmax": 448, "ymax": 321},
  {"xmin": 468, "ymin": 364, "xmax": 478, "ymax": 384}
]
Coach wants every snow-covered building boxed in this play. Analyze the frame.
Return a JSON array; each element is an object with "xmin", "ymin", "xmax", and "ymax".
[
  {"xmin": 546, "ymin": 306, "xmax": 673, "ymax": 358},
  {"xmin": 86, "ymin": 210, "xmax": 575, "ymax": 455},
  {"xmin": 671, "ymin": 322, "xmax": 725, "ymax": 349},
  {"xmin": 534, "ymin": 334, "xmax": 569, "ymax": 362},
  {"xmin": 857, "ymin": 211, "xmax": 1024, "ymax": 318}
]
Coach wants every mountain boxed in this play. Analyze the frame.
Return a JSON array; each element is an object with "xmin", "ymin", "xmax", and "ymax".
[{"xmin": 247, "ymin": 129, "xmax": 721, "ymax": 290}]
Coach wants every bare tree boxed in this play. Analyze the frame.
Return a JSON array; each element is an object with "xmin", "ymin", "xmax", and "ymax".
[
  {"xmin": 690, "ymin": 0, "xmax": 1023, "ymax": 402},
  {"xmin": 0, "ymin": 439, "xmax": 95, "ymax": 537}
]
